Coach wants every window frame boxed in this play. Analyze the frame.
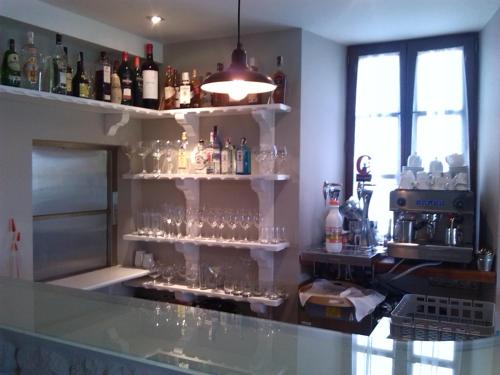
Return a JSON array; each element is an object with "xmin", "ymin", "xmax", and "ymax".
[{"xmin": 345, "ymin": 33, "xmax": 478, "ymax": 199}]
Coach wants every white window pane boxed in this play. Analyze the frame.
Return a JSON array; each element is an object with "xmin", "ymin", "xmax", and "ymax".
[
  {"xmin": 413, "ymin": 341, "xmax": 455, "ymax": 362},
  {"xmin": 412, "ymin": 363, "xmax": 453, "ymax": 375},
  {"xmin": 356, "ymin": 53, "xmax": 400, "ymax": 116},
  {"xmin": 413, "ymin": 114, "xmax": 465, "ymax": 170},
  {"xmin": 356, "ymin": 335, "xmax": 369, "ymax": 347},
  {"xmin": 415, "ymin": 48, "xmax": 464, "ymax": 112}
]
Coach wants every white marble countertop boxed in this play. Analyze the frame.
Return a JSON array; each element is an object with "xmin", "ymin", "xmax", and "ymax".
[{"xmin": 46, "ymin": 266, "xmax": 150, "ymax": 290}]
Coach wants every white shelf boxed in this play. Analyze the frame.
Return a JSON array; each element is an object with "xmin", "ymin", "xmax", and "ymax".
[
  {"xmin": 124, "ymin": 277, "xmax": 285, "ymax": 307},
  {"xmin": 0, "ymin": 85, "xmax": 164, "ymax": 119},
  {"xmin": 123, "ymin": 234, "xmax": 289, "ymax": 252},
  {"xmin": 122, "ymin": 173, "xmax": 290, "ymax": 181},
  {"xmin": 163, "ymin": 103, "xmax": 291, "ymax": 117}
]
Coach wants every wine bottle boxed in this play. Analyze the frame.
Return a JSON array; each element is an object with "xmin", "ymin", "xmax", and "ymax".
[
  {"xmin": 163, "ymin": 65, "xmax": 176, "ymax": 109},
  {"xmin": 118, "ymin": 51, "xmax": 133, "ymax": 105},
  {"xmin": 141, "ymin": 43, "xmax": 159, "ymax": 109},
  {"xmin": 72, "ymin": 52, "xmax": 89, "ymax": 98},
  {"xmin": 272, "ymin": 56, "xmax": 287, "ymax": 104},
  {"xmin": 49, "ymin": 33, "xmax": 67, "ymax": 94},
  {"xmin": 63, "ymin": 47, "xmax": 73, "ymax": 95},
  {"xmin": 179, "ymin": 71, "xmax": 191, "ymax": 109},
  {"xmin": 95, "ymin": 51, "xmax": 111, "ymax": 101},
  {"xmin": 1, "ymin": 39, "xmax": 21, "ymax": 87},
  {"xmin": 190, "ymin": 69, "xmax": 201, "ymax": 108},
  {"xmin": 132, "ymin": 56, "xmax": 143, "ymax": 107},
  {"xmin": 111, "ymin": 60, "xmax": 122, "ymax": 104},
  {"xmin": 20, "ymin": 31, "xmax": 40, "ymax": 90},
  {"xmin": 173, "ymin": 69, "xmax": 180, "ymax": 109}
]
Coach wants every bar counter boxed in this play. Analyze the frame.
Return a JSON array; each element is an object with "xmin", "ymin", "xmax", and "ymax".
[{"xmin": 0, "ymin": 276, "xmax": 498, "ymax": 375}]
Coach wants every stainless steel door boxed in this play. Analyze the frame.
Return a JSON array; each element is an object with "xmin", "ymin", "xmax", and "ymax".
[{"xmin": 32, "ymin": 144, "xmax": 111, "ymax": 281}]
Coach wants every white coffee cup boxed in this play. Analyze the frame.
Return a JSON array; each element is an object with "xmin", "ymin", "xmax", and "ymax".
[
  {"xmin": 429, "ymin": 158, "xmax": 443, "ymax": 174},
  {"xmin": 445, "ymin": 153, "xmax": 465, "ymax": 168},
  {"xmin": 407, "ymin": 152, "xmax": 422, "ymax": 168}
]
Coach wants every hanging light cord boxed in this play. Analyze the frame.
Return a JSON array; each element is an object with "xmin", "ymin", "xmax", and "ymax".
[{"xmin": 237, "ymin": 0, "xmax": 241, "ymax": 48}]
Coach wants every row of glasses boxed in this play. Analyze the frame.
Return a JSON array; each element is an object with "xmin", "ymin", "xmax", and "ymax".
[
  {"xmin": 124, "ymin": 139, "xmax": 179, "ymax": 175},
  {"xmin": 254, "ymin": 145, "xmax": 288, "ymax": 175}
]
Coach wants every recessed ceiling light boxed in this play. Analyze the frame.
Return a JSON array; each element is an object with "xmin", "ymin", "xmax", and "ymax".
[{"xmin": 147, "ymin": 15, "xmax": 165, "ymax": 25}]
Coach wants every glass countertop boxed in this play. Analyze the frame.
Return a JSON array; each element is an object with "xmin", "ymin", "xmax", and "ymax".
[{"xmin": 0, "ymin": 276, "xmax": 499, "ymax": 375}]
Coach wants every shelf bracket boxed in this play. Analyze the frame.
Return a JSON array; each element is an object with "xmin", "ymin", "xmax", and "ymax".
[
  {"xmin": 174, "ymin": 112, "xmax": 200, "ymax": 146},
  {"xmin": 250, "ymin": 249, "xmax": 275, "ymax": 290},
  {"xmin": 250, "ymin": 179, "xmax": 275, "ymax": 235},
  {"xmin": 103, "ymin": 112, "xmax": 130, "ymax": 136},
  {"xmin": 251, "ymin": 109, "xmax": 275, "ymax": 148},
  {"xmin": 175, "ymin": 179, "xmax": 200, "ymax": 237}
]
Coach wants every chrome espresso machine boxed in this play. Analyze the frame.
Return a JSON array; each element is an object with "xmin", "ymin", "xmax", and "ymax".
[{"xmin": 387, "ymin": 190, "xmax": 475, "ymax": 263}]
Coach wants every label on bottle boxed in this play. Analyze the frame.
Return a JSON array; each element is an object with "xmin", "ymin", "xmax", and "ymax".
[
  {"xmin": 179, "ymin": 85, "xmax": 191, "ymax": 105},
  {"xmin": 7, "ymin": 54, "xmax": 20, "ymax": 72},
  {"xmin": 325, "ymin": 226, "xmax": 342, "ymax": 244},
  {"xmin": 194, "ymin": 151, "xmax": 205, "ymax": 173},
  {"xmin": 205, "ymin": 149, "xmax": 214, "ymax": 174},
  {"xmin": 212, "ymin": 150, "xmax": 221, "ymax": 174},
  {"xmin": 178, "ymin": 150, "xmax": 187, "ymax": 170},
  {"xmin": 236, "ymin": 150, "xmax": 244, "ymax": 173},
  {"xmin": 221, "ymin": 151, "xmax": 229, "ymax": 174},
  {"xmin": 142, "ymin": 70, "xmax": 158, "ymax": 99},
  {"xmin": 23, "ymin": 57, "xmax": 37, "ymax": 83},
  {"xmin": 79, "ymin": 83, "xmax": 89, "ymax": 98},
  {"xmin": 103, "ymin": 65, "xmax": 111, "ymax": 84},
  {"xmin": 123, "ymin": 88, "xmax": 132, "ymax": 99},
  {"xmin": 165, "ymin": 86, "xmax": 176, "ymax": 100}
]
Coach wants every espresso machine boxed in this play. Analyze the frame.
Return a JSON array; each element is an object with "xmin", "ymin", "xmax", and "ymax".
[{"xmin": 388, "ymin": 189, "xmax": 475, "ymax": 263}]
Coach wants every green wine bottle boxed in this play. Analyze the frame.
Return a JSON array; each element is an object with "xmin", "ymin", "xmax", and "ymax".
[{"xmin": 1, "ymin": 39, "xmax": 21, "ymax": 87}]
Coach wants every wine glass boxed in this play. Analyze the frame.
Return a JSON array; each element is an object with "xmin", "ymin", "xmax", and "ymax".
[
  {"xmin": 228, "ymin": 211, "xmax": 240, "ymax": 241},
  {"xmin": 207, "ymin": 209, "xmax": 219, "ymax": 240},
  {"xmin": 151, "ymin": 139, "xmax": 167, "ymax": 174},
  {"xmin": 256, "ymin": 145, "xmax": 277, "ymax": 175},
  {"xmin": 123, "ymin": 143, "xmax": 136, "ymax": 175},
  {"xmin": 136, "ymin": 141, "xmax": 152, "ymax": 175},
  {"xmin": 162, "ymin": 204, "xmax": 174, "ymax": 238},
  {"xmin": 218, "ymin": 209, "xmax": 227, "ymax": 240},
  {"xmin": 174, "ymin": 207, "xmax": 185, "ymax": 238},
  {"xmin": 239, "ymin": 210, "xmax": 251, "ymax": 242},
  {"xmin": 162, "ymin": 265, "xmax": 175, "ymax": 285},
  {"xmin": 251, "ymin": 210, "xmax": 261, "ymax": 241},
  {"xmin": 197, "ymin": 207, "xmax": 207, "ymax": 238},
  {"xmin": 163, "ymin": 140, "xmax": 175, "ymax": 174},
  {"xmin": 149, "ymin": 262, "xmax": 162, "ymax": 286}
]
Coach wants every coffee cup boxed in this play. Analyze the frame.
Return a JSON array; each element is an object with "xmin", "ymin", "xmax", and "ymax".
[
  {"xmin": 407, "ymin": 152, "xmax": 422, "ymax": 168},
  {"xmin": 429, "ymin": 158, "xmax": 443, "ymax": 174},
  {"xmin": 445, "ymin": 153, "xmax": 465, "ymax": 168}
]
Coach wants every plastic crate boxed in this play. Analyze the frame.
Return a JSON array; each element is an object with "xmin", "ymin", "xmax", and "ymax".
[{"xmin": 390, "ymin": 294, "xmax": 495, "ymax": 340}]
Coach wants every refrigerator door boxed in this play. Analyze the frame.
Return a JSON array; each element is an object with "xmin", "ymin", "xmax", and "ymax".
[
  {"xmin": 32, "ymin": 147, "xmax": 108, "ymax": 216},
  {"xmin": 32, "ymin": 145, "xmax": 111, "ymax": 281}
]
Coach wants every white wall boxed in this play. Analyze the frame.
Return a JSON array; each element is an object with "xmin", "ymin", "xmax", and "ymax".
[
  {"xmin": 299, "ymin": 30, "xmax": 346, "ymax": 251},
  {"xmin": 478, "ymin": 8, "xmax": 500, "ymax": 304}
]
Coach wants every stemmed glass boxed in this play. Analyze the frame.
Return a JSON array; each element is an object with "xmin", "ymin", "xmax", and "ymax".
[
  {"xmin": 174, "ymin": 207, "xmax": 185, "ymax": 238},
  {"xmin": 123, "ymin": 143, "xmax": 136, "ymax": 175},
  {"xmin": 136, "ymin": 141, "xmax": 152, "ymax": 175},
  {"xmin": 251, "ymin": 211, "xmax": 261, "ymax": 241},
  {"xmin": 151, "ymin": 140, "xmax": 167, "ymax": 175},
  {"xmin": 239, "ymin": 211, "xmax": 251, "ymax": 242},
  {"xmin": 162, "ymin": 204, "xmax": 174, "ymax": 238},
  {"xmin": 164, "ymin": 141, "xmax": 175, "ymax": 174},
  {"xmin": 149, "ymin": 262, "xmax": 162, "ymax": 286},
  {"xmin": 228, "ymin": 210, "xmax": 239, "ymax": 241},
  {"xmin": 185, "ymin": 207, "xmax": 196, "ymax": 238},
  {"xmin": 207, "ymin": 209, "xmax": 219, "ymax": 240},
  {"xmin": 256, "ymin": 145, "xmax": 278, "ymax": 175},
  {"xmin": 218, "ymin": 209, "xmax": 227, "ymax": 240},
  {"xmin": 162, "ymin": 265, "xmax": 175, "ymax": 285},
  {"xmin": 197, "ymin": 207, "xmax": 207, "ymax": 238}
]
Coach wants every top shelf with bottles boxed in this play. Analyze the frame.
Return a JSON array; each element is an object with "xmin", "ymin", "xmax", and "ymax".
[{"xmin": 0, "ymin": 85, "xmax": 291, "ymax": 135}]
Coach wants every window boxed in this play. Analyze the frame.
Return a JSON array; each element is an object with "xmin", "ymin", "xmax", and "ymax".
[{"xmin": 345, "ymin": 34, "xmax": 478, "ymax": 232}]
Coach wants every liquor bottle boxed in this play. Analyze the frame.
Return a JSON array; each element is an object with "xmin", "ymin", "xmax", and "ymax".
[
  {"xmin": 325, "ymin": 198, "xmax": 343, "ymax": 253},
  {"xmin": 132, "ymin": 56, "xmax": 143, "ymax": 107},
  {"xmin": 141, "ymin": 43, "xmax": 159, "ymax": 109},
  {"xmin": 179, "ymin": 71, "xmax": 192, "ymax": 108},
  {"xmin": 118, "ymin": 51, "xmax": 133, "ymax": 105},
  {"xmin": 95, "ymin": 51, "xmax": 111, "ymax": 101},
  {"xmin": 221, "ymin": 138, "xmax": 235, "ymax": 174},
  {"xmin": 205, "ymin": 131, "xmax": 215, "ymax": 174},
  {"xmin": 212, "ymin": 126, "xmax": 222, "ymax": 174},
  {"xmin": 247, "ymin": 57, "xmax": 261, "ymax": 105},
  {"xmin": 111, "ymin": 60, "xmax": 122, "ymax": 104},
  {"xmin": 20, "ymin": 31, "xmax": 40, "ymax": 90},
  {"xmin": 72, "ymin": 52, "xmax": 89, "ymax": 98},
  {"xmin": 190, "ymin": 69, "xmax": 201, "ymax": 108},
  {"xmin": 48, "ymin": 33, "xmax": 67, "ymax": 94},
  {"xmin": 272, "ymin": 56, "xmax": 287, "ymax": 104},
  {"xmin": 177, "ymin": 131, "xmax": 189, "ymax": 173},
  {"xmin": 173, "ymin": 69, "xmax": 181, "ymax": 109},
  {"xmin": 63, "ymin": 47, "xmax": 73, "ymax": 95},
  {"xmin": 1, "ymin": 39, "xmax": 21, "ymax": 87},
  {"xmin": 200, "ymin": 72, "xmax": 212, "ymax": 107},
  {"xmin": 193, "ymin": 139, "xmax": 206, "ymax": 174},
  {"xmin": 163, "ymin": 66, "xmax": 176, "ymax": 109},
  {"xmin": 236, "ymin": 137, "xmax": 251, "ymax": 175}
]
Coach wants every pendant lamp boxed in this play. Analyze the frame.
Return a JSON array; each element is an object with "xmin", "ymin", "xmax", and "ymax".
[{"xmin": 201, "ymin": 0, "xmax": 276, "ymax": 101}]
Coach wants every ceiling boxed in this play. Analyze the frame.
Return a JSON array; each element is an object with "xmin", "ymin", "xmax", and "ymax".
[{"xmin": 40, "ymin": 0, "xmax": 500, "ymax": 45}]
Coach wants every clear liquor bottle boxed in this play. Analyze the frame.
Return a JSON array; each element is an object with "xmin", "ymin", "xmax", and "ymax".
[
  {"xmin": 49, "ymin": 33, "xmax": 67, "ymax": 94},
  {"xmin": 177, "ymin": 131, "xmax": 189, "ymax": 173},
  {"xmin": 20, "ymin": 31, "xmax": 41, "ymax": 90},
  {"xmin": 206, "ymin": 132, "xmax": 215, "ymax": 174},
  {"xmin": 63, "ymin": 47, "xmax": 73, "ymax": 95},
  {"xmin": 221, "ymin": 138, "xmax": 235, "ymax": 174},
  {"xmin": 193, "ymin": 139, "xmax": 206, "ymax": 174}
]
